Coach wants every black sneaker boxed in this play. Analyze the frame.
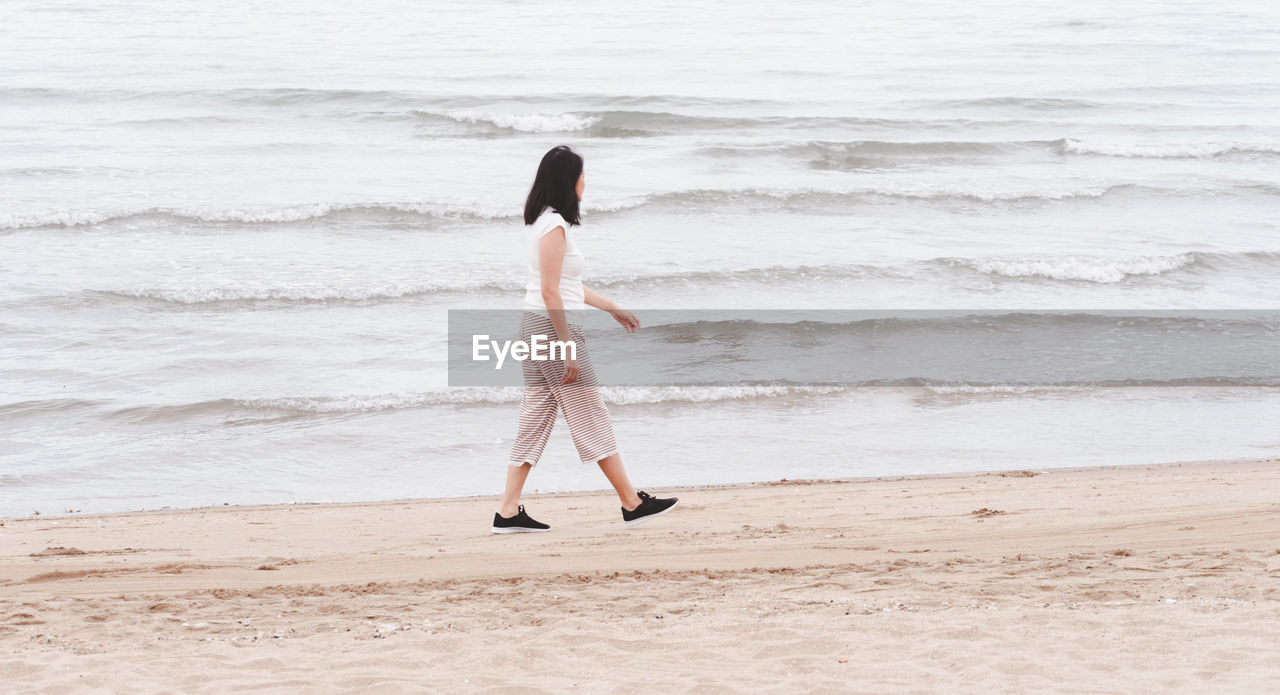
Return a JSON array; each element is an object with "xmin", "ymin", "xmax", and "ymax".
[
  {"xmin": 491, "ymin": 504, "xmax": 550, "ymax": 534},
  {"xmin": 621, "ymin": 490, "xmax": 679, "ymax": 528}
]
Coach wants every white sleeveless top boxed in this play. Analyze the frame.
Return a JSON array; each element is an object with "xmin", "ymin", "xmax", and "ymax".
[{"xmin": 522, "ymin": 206, "xmax": 587, "ymax": 319}]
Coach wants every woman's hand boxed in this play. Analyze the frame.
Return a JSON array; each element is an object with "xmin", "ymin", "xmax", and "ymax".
[
  {"xmin": 561, "ymin": 357, "xmax": 580, "ymax": 385},
  {"xmin": 584, "ymin": 286, "xmax": 638, "ymax": 333},
  {"xmin": 610, "ymin": 308, "xmax": 640, "ymax": 333}
]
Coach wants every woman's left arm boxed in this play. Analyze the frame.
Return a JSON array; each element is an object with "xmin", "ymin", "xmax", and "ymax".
[{"xmin": 583, "ymin": 285, "xmax": 640, "ymax": 333}]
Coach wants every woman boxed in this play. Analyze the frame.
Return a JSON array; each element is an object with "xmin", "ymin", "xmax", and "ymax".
[{"xmin": 492, "ymin": 145, "xmax": 679, "ymax": 533}]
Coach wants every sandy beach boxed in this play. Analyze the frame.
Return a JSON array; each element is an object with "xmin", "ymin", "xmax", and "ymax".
[{"xmin": 1, "ymin": 459, "xmax": 1277, "ymax": 693}]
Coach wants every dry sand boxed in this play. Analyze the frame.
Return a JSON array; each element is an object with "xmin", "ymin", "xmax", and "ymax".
[{"xmin": 2, "ymin": 459, "xmax": 1279, "ymax": 694}]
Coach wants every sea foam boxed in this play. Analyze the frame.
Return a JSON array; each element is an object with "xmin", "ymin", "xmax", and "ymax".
[{"xmin": 962, "ymin": 253, "xmax": 1197, "ymax": 283}]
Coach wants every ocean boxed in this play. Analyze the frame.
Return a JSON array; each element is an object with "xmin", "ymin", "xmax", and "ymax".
[{"xmin": 2, "ymin": 0, "xmax": 1279, "ymax": 516}]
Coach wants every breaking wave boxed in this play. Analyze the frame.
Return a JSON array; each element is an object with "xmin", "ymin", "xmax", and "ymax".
[
  {"xmin": 68, "ymin": 251, "xmax": 1280, "ymax": 308},
  {"xmin": 951, "ymin": 253, "xmax": 1197, "ymax": 283},
  {"xmin": 1060, "ymin": 138, "xmax": 1280, "ymax": 158}
]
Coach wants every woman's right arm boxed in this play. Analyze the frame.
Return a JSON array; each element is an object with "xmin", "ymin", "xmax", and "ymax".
[{"xmin": 538, "ymin": 225, "xmax": 580, "ymax": 384}]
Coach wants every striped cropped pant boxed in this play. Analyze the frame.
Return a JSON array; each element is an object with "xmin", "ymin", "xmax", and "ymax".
[{"xmin": 508, "ymin": 311, "xmax": 619, "ymax": 467}]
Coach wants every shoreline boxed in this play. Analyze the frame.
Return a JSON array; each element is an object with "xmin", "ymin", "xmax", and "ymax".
[
  {"xmin": 7, "ymin": 455, "xmax": 1270, "ymax": 523},
  {"xmin": 3, "ymin": 456, "xmax": 1278, "ymax": 692}
]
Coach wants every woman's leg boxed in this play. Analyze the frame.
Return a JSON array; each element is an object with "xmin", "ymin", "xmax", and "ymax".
[
  {"xmin": 549, "ymin": 324, "xmax": 641, "ymax": 510},
  {"xmin": 499, "ymin": 462, "xmax": 532, "ymax": 517},
  {"xmin": 598, "ymin": 453, "xmax": 643, "ymax": 510},
  {"xmin": 501, "ymin": 313, "xmax": 557, "ymax": 517}
]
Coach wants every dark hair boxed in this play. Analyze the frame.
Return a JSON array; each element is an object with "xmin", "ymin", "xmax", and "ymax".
[{"xmin": 523, "ymin": 145, "xmax": 582, "ymax": 226}]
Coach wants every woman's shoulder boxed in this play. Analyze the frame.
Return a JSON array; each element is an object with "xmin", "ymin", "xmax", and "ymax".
[
  {"xmin": 532, "ymin": 207, "xmax": 569, "ymax": 236},
  {"xmin": 536, "ymin": 205, "xmax": 567, "ymax": 222}
]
